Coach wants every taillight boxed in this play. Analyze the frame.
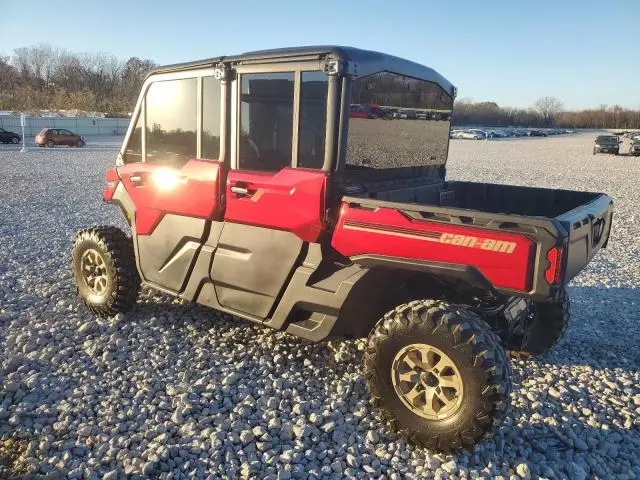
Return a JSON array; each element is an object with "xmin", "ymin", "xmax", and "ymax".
[{"xmin": 544, "ymin": 245, "xmax": 564, "ymax": 284}]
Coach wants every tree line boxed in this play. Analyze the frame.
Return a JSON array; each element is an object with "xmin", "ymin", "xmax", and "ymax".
[
  {"xmin": 0, "ymin": 44, "xmax": 156, "ymax": 115},
  {"xmin": 1, "ymin": 44, "xmax": 639, "ymax": 129},
  {"xmin": 453, "ymin": 96, "xmax": 640, "ymax": 129}
]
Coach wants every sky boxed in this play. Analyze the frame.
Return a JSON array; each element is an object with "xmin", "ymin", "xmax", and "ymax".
[{"xmin": 2, "ymin": 0, "xmax": 639, "ymax": 110}]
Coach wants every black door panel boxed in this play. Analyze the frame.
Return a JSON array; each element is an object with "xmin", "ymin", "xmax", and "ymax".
[
  {"xmin": 211, "ymin": 223, "xmax": 303, "ymax": 318},
  {"xmin": 136, "ymin": 214, "xmax": 207, "ymax": 293}
]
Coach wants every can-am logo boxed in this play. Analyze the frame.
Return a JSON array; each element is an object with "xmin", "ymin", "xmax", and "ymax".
[{"xmin": 439, "ymin": 233, "xmax": 517, "ymax": 253}]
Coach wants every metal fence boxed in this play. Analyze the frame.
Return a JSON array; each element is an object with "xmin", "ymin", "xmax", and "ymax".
[{"xmin": 0, "ymin": 116, "xmax": 131, "ymax": 137}]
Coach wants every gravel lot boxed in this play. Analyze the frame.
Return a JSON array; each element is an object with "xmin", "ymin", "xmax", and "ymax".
[{"xmin": 1, "ymin": 133, "xmax": 639, "ymax": 479}]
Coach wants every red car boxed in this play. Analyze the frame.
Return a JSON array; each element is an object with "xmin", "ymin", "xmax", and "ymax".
[
  {"xmin": 70, "ymin": 46, "xmax": 613, "ymax": 452},
  {"xmin": 349, "ymin": 104, "xmax": 376, "ymax": 119},
  {"xmin": 35, "ymin": 128, "xmax": 85, "ymax": 147}
]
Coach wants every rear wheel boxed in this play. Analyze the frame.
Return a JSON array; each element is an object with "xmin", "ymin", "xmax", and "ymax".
[
  {"xmin": 11, "ymin": 137, "xmax": 20, "ymax": 144},
  {"xmin": 506, "ymin": 291, "xmax": 570, "ymax": 357},
  {"xmin": 364, "ymin": 300, "xmax": 511, "ymax": 452},
  {"xmin": 46, "ymin": 140, "xmax": 55, "ymax": 148},
  {"xmin": 71, "ymin": 226, "xmax": 141, "ymax": 317}
]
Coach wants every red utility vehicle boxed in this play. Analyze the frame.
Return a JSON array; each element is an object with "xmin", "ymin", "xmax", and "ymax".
[{"xmin": 71, "ymin": 46, "xmax": 613, "ymax": 452}]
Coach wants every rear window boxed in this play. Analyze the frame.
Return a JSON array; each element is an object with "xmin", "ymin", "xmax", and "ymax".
[
  {"xmin": 346, "ymin": 71, "xmax": 453, "ymax": 172},
  {"xmin": 596, "ymin": 136, "xmax": 618, "ymax": 144}
]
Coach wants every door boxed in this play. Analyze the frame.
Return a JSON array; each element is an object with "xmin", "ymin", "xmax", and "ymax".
[
  {"xmin": 57, "ymin": 129, "xmax": 73, "ymax": 145},
  {"xmin": 117, "ymin": 72, "xmax": 226, "ymax": 293},
  {"xmin": 211, "ymin": 68, "xmax": 330, "ymax": 318}
]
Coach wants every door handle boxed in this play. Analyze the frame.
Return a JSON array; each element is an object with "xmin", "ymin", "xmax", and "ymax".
[
  {"xmin": 130, "ymin": 175, "xmax": 144, "ymax": 186},
  {"xmin": 230, "ymin": 186, "xmax": 249, "ymax": 195}
]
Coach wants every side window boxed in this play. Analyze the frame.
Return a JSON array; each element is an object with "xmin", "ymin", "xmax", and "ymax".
[
  {"xmin": 124, "ymin": 111, "xmax": 142, "ymax": 163},
  {"xmin": 146, "ymin": 78, "xmax": 197, "ymax": 167},
  {"xmin": 298, "ymin": 71, "xmax": 328, "ymax": 169},
  {"xmin": 202, "ymin": 76, "xmax": 222, "ymax": 160},
  {"xmin": 239, "ymin": 72, "xmax": 294, "ymax": 171}
]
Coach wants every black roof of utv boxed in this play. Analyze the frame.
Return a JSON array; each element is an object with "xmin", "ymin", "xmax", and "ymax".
[{"xmin": 149, "ymin": 45, "xmax": 456, "ymax": 97}]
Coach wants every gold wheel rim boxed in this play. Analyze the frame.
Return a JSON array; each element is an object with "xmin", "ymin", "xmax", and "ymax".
[
  {"xmin": 391, "ymin": 343, "xmax": 464, "ymax": 420},
  {"xmin": 80, "ymin": 249, "xmax": 109, "ymax": 295}
]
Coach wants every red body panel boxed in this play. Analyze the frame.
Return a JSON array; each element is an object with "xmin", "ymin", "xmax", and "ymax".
[
  {"xmin": 224, "ymin": 168, "xmax": 327, "ymax": 243},
  {"xmin": 116, "ymin": 159, "xmax": 225, "ymax": 235},
  {"xmin": 331, "ymin": 204, "xmax": 536, "ymax": 292}
]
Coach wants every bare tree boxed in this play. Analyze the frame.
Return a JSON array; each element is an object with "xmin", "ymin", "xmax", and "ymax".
[
  {"xmin": 79, "ymin": 52, "xmax": 124, "ymax": 110},
  {"xmin": 0, "ymin": 56, "xmax": 20, "ymax": 89},
  {"xmin": 11, "ymin": 44, "xmax": 62, "ymax": 90},
  {"xmin": 53, "ymin": 53, "xmax": 85, "ymax": 92},
  {"xmin": 534, "ymin": 96, "xmax": 563, "ymax": 126},
  {"xmin": 119, "ymin": 57, "xmax": 156, "ymax": 108}
]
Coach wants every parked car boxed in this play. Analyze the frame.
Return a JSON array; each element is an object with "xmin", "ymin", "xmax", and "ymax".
[
  {"xmin": 593, "ymin": 135, "xmax": 620, "ymax": 155},
  {"xmin": 372, "ymin": 106, "xmax": 395, "ymax": 119},
  {"xmin": 458, "ymin": 129, "xmax": 485, "ymax": 140},
  {"xmin": 70, "ymin": 45, "xmax": 613, "ymax": 453},
  {"xmin": 0, "ymin": 127, "xmax": 21, "ymax": 144},
  {"xmin": 394, "ymin": 109, "xmax": 417, "ymax": 120},
  {"xmin": 630, "ymin": 139, "xmax": 640, "ymax": 156},
  {"xmin": 35, "ymin": 128, "xmax": 85, "ymax": 147},
  {"xmin": 529, "ymin": 130, "xmax": 547, "ymax": 137}
]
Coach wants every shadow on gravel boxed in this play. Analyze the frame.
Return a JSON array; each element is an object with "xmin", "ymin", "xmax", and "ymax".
[
  {"xmin": 125, "ymin": 284, "xmax": 640, "ymax": 369},
  {"xmin": 463, "ymin": 422, "xmax": 639, "ymax": 479}
]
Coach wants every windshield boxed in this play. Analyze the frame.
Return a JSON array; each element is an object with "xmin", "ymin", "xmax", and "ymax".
[{"xmin": 596, "ymin": 136, "xmax": 618, "ymax": 144}]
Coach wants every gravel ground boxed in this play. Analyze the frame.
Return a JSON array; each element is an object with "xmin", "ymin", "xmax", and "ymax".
[{"xmin": 1, "ymin": 133, "xmax": 639, "ymax": 479}]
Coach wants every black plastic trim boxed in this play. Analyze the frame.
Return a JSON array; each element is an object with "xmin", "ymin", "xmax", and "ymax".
[{"xmin": 351, "ymin": 254, "xmax": 495, "ymax": 292}]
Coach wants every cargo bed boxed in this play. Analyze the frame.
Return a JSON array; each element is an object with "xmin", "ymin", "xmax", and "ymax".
[{"xmin": 332, "ymin": 180, "xmax": 613, "ymax": 301}]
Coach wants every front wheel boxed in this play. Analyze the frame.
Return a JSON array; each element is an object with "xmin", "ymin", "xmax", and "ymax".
[
  {"xmin": 11, "ymin": 137, "xmax": 20, "ymax": 144},
  {"xmin": 71, "ymin": 226, "xmax": 141, "ymax": 317},
  {"xmin": 75, "ymin": 139, "xmax": 85, "ymax": 147},
  {"xmin": 364, "ymin": 300, "xmax": 511, "ymax": 452},
  {"xmin": 46, "ymin": 140, "xmax": 55, "ymax": 148}
]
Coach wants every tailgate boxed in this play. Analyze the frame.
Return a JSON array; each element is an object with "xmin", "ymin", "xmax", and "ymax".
[{"xmin": 557, "ymin": 194, "xmax": 613, "ymax": 281}]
